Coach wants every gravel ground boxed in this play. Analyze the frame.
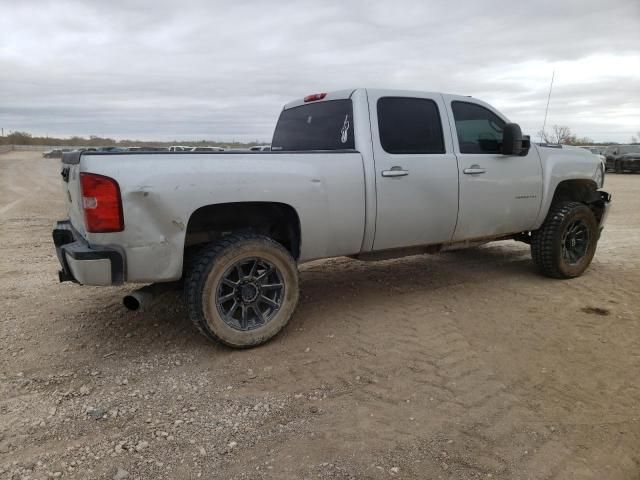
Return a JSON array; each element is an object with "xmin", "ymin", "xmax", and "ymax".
[{"xmin": 1, "ymin": 150, "xmax": 639, "ymax": 480}]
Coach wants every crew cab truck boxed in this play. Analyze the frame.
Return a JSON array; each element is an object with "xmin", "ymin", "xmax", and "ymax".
[{"xmin": 53, "ymin": 88, "xmax": 611, "ymax": 347}]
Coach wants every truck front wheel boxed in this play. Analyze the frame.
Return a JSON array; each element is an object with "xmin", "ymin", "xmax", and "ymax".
[
  {"xmin": 531, "ymin": 202, "xmax": 599, "ymax": 279},
  {"xmin": 185, "ymin": 234, "xmax": 299, "ymax": 348}
]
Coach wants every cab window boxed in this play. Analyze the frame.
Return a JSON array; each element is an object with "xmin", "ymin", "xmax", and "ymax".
[
  {"xmin": 452, "ymin": 101, "xmax": 505, "ymax": 154},
  {"xmin": 377, "ymin": 97, "xmax": 445, "ymax": 154}
]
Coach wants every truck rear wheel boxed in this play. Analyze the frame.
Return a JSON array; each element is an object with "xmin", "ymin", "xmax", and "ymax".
[
  {"xmin": 185, "ymin": 234, "xmax": 299, "ymax": 348},
  {"xmin": 530, "ymin": 201, "xmax": 598, "ymax": 279}
]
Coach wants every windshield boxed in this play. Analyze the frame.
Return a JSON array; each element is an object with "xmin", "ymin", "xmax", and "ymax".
[
  {"xmin": 620, "ymin": 145, "xmax": 640, "ymax": 154},
  {"xmin": 271, "ymin": 99, "xmax": 355, "ymax": 151}
]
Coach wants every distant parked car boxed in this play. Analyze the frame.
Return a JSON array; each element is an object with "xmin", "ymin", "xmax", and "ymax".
[
  {"xmin": 169, "ymin": 146, "xmax": 193, "ymax": 152},
  {"xmin": 249, "ymin": 145, "xmax": 271, "ymax": 151},
  {"xmin": 191, "ymin": 146, "xmax": 225, "ymax": 152},
  {"xmin": 579, "ymin": 146, "xmax": 604, "ymax": 155},
  {"xmin": 578, "ymin": 146, "xmax": 606, "ymax": 164},
  {"xmin": 139, "ymin": 146, "xmax": 170, "ymax": 152},
  {"xmin": 43, "ymin": 149, "xmax": 73, "ymax": 158},
  {"xmin": 43, "ymin": 149, "xmax": 63, "ymax": 158},
  {"xmin": 126, "ymin": 147, "xmax": 169, "ymax": 152},
  {"xmin": 617, "ymin": 152, "xmax": 640, "ymax": 173},
  {"xmin": 95, "ymin": 146, "xmax": 128, "ymax": 153},
  {"xmin": 604, "ymin": 145, "xmax": 640, "ymax": 172}
]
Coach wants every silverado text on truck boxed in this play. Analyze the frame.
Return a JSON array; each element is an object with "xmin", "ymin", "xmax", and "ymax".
[{"xmin": 53, "ymin": 88, "xmax": 611, "ymax": 347}]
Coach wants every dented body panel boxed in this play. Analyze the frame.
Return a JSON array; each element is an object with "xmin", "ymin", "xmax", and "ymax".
[{"xmin": 72, "ymin": 152, "xmax": 367, "ymax": 282}]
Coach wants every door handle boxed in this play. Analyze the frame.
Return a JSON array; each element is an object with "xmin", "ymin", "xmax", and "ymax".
[
  {"xmin": 463, "ymin": 165, "xmax": 486, "ymax": 175},
  {"xmin": 381, "ymin": 167, "xmax": 409, "ymax": 177}
]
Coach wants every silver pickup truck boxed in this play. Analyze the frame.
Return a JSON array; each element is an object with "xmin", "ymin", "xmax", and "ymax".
[{"xmin": 53, "ymin": 88, "xmax": 611, "ymax": 347}]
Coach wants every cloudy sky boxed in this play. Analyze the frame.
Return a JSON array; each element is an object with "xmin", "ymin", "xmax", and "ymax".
[{"xmin": 1, "ymin": 0, "xmax": 639, "ymax": 142}]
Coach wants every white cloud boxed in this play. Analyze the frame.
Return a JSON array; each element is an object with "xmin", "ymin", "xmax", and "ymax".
[{"xmin": 0, "ymin": 0, "xmax": 638, "ymax": 142}]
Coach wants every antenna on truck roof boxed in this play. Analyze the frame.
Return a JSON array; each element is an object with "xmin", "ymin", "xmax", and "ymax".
[{"xmin": 540, "ymin": 70, "xmax": 555, "ymax": 142}]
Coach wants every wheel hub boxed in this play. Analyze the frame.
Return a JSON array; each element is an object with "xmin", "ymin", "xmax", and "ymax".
[
  {"xmin": 215, "ymin": 257, "xmax": 285, "ymax": 331},
  {"xmin": 561, "ymin": 219, "xmax": 590, "ymax": 265},
  {"xmin": 239, "ymin": 282, "xmax": 259, "ymax": 303}
]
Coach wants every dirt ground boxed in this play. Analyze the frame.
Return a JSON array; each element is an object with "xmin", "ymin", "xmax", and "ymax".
[{"xmin": 1, "ymin": 150, "xmax": 639, "ymax": 480}]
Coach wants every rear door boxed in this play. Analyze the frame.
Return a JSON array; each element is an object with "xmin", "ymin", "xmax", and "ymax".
[
  {"xmin": 444, "ymin": 96, "xmax": 542, "ymax": 240},
  {"xmin": 368, "ymin": 91, "xmax": 459, "ymax": 250}
]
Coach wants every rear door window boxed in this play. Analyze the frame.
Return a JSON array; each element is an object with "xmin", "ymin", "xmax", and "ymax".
[
  {"xmin": 377, "ymin": 97, "xmax": 445, "ymax": 154},
  {"xmin": 271, "ymin": 100, "xmax": 354, "ymax": 151}
]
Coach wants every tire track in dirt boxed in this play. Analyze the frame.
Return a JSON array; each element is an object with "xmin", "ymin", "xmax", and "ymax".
[
  {"xmin": 235, "ymin": 255, "xmax": 602, "ymax": 478},
  {"xmin": 241, "ymin": 282, "xmax": 572, "ymax": 478}
]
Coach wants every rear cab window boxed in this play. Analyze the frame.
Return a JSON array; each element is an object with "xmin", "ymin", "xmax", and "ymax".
[
  {"xmin": 451, "ymin": 101, "xmax": 505, "ymax": 154},
  {"xmin": 271, "ymin": 99, "xmax": 354, "ymax": 151},
  {"xmin": 377, "ymin": 97, "xmax": 445, "ymax": 154}
]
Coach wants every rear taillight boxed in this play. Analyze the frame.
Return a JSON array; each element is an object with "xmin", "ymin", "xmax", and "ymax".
[
  {"xmin": 304, "ymin": 92, "xmax": 327, "ymax": 102},
  {"xmin": 80, "ymin": 173, "xmax": 124, "ymax": 233}
]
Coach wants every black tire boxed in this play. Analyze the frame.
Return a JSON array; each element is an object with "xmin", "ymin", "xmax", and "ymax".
[
  {"xmin": 185, "ymin": 234, "xmax": 299, "ymax": 348},
  {"xmin": 531, "ymin": 201, "xmax": 599, "ymax": 279}
]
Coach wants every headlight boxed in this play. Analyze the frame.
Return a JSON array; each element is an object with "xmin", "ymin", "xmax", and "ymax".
[{"xmin": 594, "ymin": 164, "xmax": 604, "ymax": 188}]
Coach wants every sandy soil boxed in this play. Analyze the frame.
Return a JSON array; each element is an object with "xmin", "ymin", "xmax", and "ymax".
[{"xmin": 1, "ymin": 150, "xmax": 639, "ymax": 480}]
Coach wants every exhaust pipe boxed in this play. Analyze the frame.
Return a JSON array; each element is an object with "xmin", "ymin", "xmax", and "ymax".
[{"xmin": 123, "ymin": 283, "xmax": 180, "ymax": 311}]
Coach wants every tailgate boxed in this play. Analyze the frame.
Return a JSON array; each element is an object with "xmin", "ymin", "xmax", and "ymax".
[{"xmin": 61, "ymin": 152, "xmax": 86, "ymax": 236}]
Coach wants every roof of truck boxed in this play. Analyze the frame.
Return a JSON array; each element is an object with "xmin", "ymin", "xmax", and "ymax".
[
  {"xmin": 283, "ymin": 89, "xmax": 357, "ymax": 110},
  {"xmin": 283, "ymin": 88, "xmax": 477, "ymax": 110}
]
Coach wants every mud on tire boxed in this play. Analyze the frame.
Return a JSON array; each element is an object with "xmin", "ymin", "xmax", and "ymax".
[
  {"xmin": 184, "ymin": 234, "xmax": 299, "ymax": 348},
  {"xmin": 531, "ymin": 201, "xmax": 599, "ymax": 279}
]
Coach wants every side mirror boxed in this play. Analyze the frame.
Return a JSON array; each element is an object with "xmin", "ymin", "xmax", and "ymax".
[{"xmin": 502, "ymin": 123, "xmax": 523, "ymax": 155}]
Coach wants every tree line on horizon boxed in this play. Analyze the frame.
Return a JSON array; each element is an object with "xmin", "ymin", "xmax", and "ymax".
[
  {"xmin": 537, "ymin": 125, "xmax": 640, "ymax": 146},
  {"xmin": 0, "ymin": 131, "xmax": 266, "ymax": 148},
  {"xmin": 1, "ymin": 129, "xmax": 638, "ymax": 148}
]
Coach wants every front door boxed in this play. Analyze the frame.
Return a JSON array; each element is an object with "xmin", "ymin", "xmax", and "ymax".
[
  {"xmin": 369, "ymin": 91, "xmax": 459, "ymax": 251},
  {"xmin": 443, "ymin": 97, "xmax": 543, "ymax": 241}
]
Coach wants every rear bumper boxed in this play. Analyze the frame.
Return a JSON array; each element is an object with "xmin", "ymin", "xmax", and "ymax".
[
  {"xmin": 53, "ymin": 220, "xmax": 124, "ymax": 285},
  {"xmin": 620, "ymin": 158, "xmax": 640, "ymax": 171},
  {"xmin": 608, "ymin": 157, "xmax": 640, "ymax": 172}
]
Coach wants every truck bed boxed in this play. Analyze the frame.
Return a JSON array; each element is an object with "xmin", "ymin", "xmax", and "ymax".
[{"xmin": 61, "ymin": 149, "xmax": 367, "ymax": 283}]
